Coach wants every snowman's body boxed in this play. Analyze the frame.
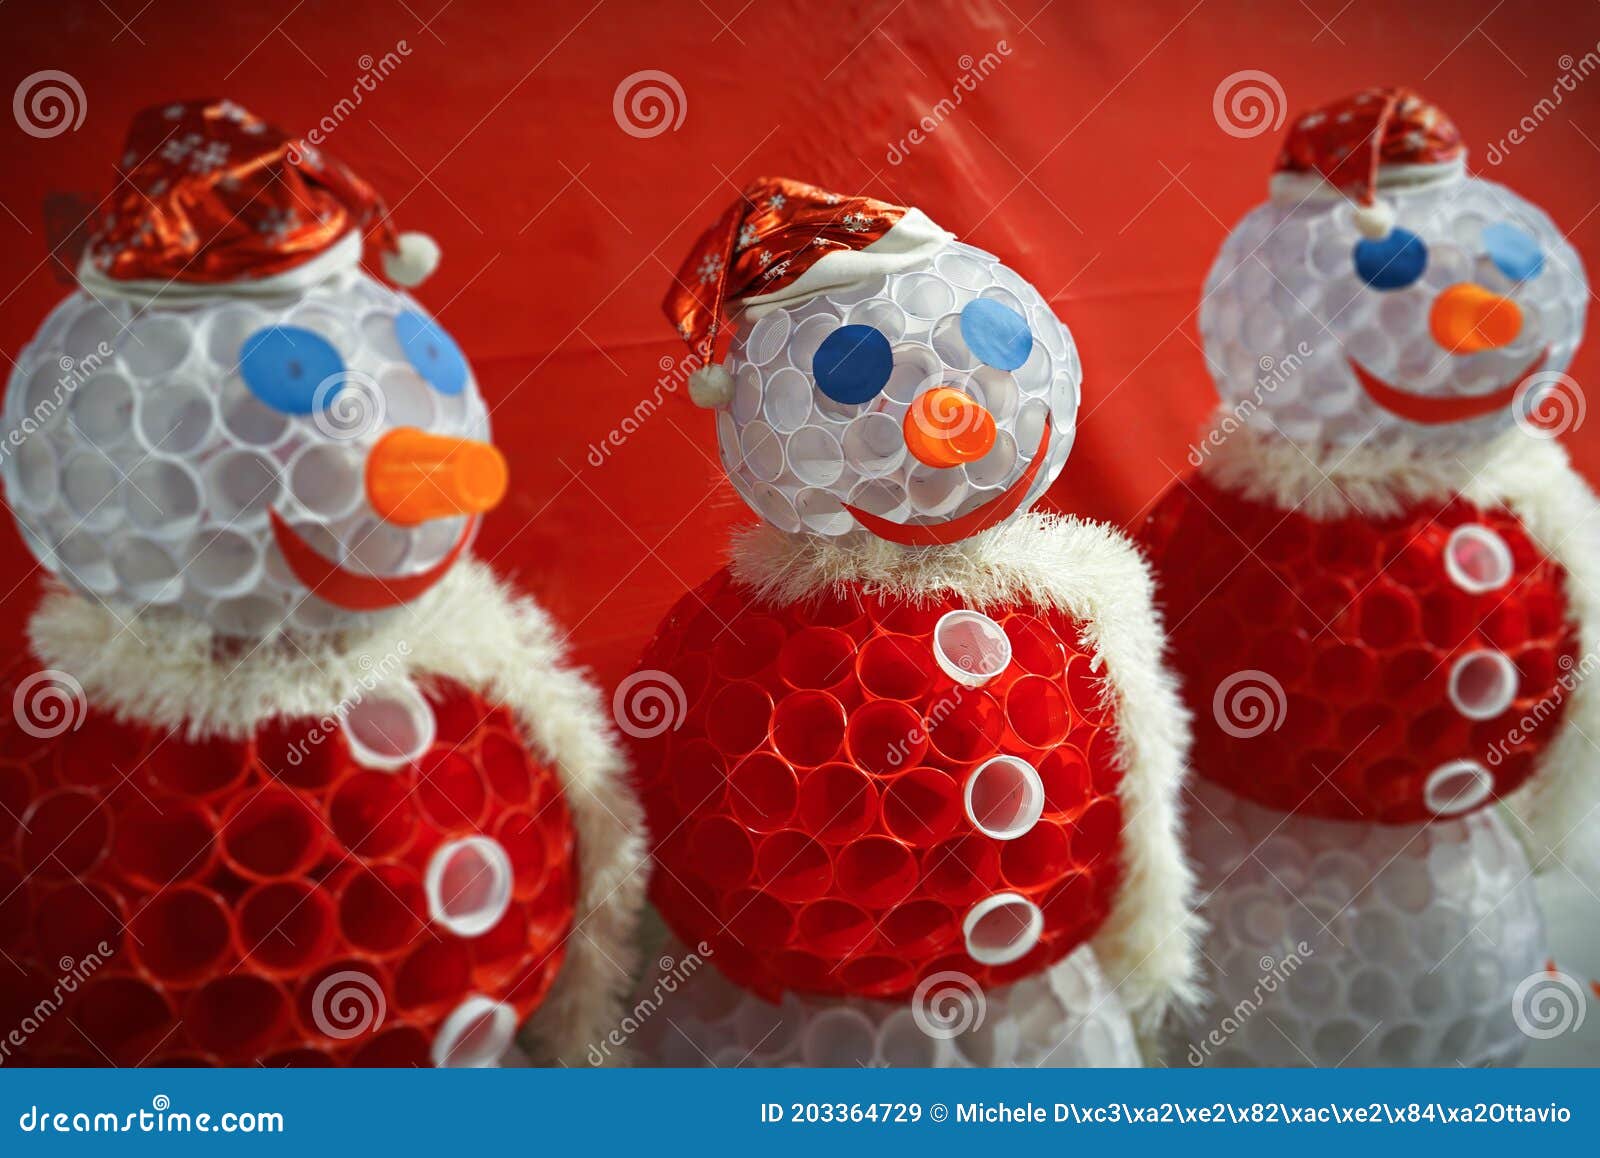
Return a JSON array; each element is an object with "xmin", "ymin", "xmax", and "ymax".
[
  {"xmin": 629, "ymin": 179, "xmax": 1198, "ymax": 1065},
  {"xmin": 0, "ymin": 99, "xmax": 645, "ymax": 1068},
  {"xmin": 634, "ymin": 937, "xmax": 1138, "ymax": 1067},
  {"xmin": 1140, "ymin": 88, "xmax": 1599, "ymax": 1066},
  {"xmin": 1180, "ymin": 778, "xmax": 1544, "ymax": 1067},
  {"xmin": 0, "ymin": 662, "xmax": 577, "ymax": 1067}
]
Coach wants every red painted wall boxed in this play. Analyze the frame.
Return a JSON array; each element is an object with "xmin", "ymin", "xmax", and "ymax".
[{"xmin": 3, "ymin": 0, "xmax": 1598, "ymax": 688}]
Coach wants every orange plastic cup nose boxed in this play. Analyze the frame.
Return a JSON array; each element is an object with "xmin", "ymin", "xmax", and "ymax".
[
  {"xmin": 1429, "ymin": 283, "xmax": 1523, "ymax": 354},
  {"xmin": 904, "ymin": 387, "xmax": 997, "ymax": 468},
  {"xmin": 364, "ymin": 428, "xmax": 508, "ymax": 526}
]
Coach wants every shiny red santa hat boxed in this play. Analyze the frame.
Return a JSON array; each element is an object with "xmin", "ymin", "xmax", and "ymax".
[
  {"xmin": 663, "ymin": 177, "xmax": 951, "ymax": 406},
  {"xmin": 1269, "ymin": 86, "xmax": 1465, "ymax": 239},
  {"xmin": 80, "ymin": 98, "xmax": 438, "ymax": 300}
]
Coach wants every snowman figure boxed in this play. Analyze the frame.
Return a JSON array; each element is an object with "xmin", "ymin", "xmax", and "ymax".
[
  {"xmin": 0, "ymin": 100, "xmax": 645, "ymax": 1066},
  {"xmin": 1140, "ymin": 87, "xmax": 1600, "ymax": 1066},
  {"xmin": 620, "ymin": 178, "xmax": 1198, "ymax": 1066}
]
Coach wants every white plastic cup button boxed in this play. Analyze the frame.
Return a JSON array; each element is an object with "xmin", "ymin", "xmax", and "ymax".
[
  {"xmin": 343, "ymin": 678, "xmax": 436, "ymax": 772},
  {"xmin": 965, "ymin": 756, "xmax": 1045, "ymax": 840},
  {"xmin": 1423, "ymin": 759, "xmax": 1495, "ymax": 817},
  {"xmin": 1447, "ymin": 650, "xmax": 1519, "ymax": 721},
  {"xmin": 963, "ymin": 892, "xmax": 1044, "ymax": 966},
  {"xmin": 798, "ymin": 1006, "xmax": 878, "ymax": 1067},
  {"xmin": 933, "ymin": 609, "xmax": 1012, "ymax": 687},
  {"xmin": 425, "ymin": 836, "xmax": 513, "ymax": 938},
  {"xmin": 1444, "ymin": 524, "xmax": 1514, "ymax": 594},
  {"xmin": 431, "ymin": 995, "xmax": 516, "ymax": 1068}
]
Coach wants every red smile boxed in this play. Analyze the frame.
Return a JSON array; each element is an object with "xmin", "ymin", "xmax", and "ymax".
[
  {"xmin": 1349, "ymin": 348, "xmax": 1549, "ymax": 425},
  {"xmin": 844, "ymin": 423, "xmax": 1052, "ymax": 546},
  {"xmin": 269, "ymin": 509, "xmax": 474, "ymax": 611}
]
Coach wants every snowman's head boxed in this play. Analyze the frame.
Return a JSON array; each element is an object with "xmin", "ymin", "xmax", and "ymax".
[
  {"xmin": 666, "ymin": 179, "xmax": 1081, "ymax": 544},
  {"xmin": 0, "ymin": 100, "xmax": 504, "ymax": 638},
  {"xmin": 1200, "ymin": 87, "xmax": 1588, "ymax": 448}
]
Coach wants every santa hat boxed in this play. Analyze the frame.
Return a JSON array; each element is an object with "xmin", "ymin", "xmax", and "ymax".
[
  {"xmin": 1269, "ymin": 87, "xmax": 1465, "ymax": 239},
  {"xmin": 79, "ymin": 98, "xmax": 438, "ymax": 302},
  {"xmin": 663, "ymin": 177, "xmax": 952, "ymax": 407}
]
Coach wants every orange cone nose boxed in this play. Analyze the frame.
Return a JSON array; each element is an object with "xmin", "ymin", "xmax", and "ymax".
[
  {"xmin": 1430, "ymin": 283, "xmax": 1523, "ymax": 354},
  {"xmin": 904, "ymin": 387, "xmax": 997, "ymax": 468},
  {"xmin": 365, "ymin": 428, "xmax": 508, "ymax": 526}
]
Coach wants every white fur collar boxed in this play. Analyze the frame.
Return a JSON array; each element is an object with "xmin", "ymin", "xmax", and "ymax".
[
  {"xmin": 1192, "ymin": 419, "xmax": 1547, "ymax": 521},
  {"xmin": 26, "ymin": 559, "xmax": 647, "ymax": 1068},
  {"xmin": 731, "ymin": 512, "xmax": 1202, "ymax": 1040}
]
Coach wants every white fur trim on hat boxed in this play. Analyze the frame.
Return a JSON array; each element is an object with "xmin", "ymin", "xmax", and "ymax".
[
  {"xmin": 26, "ymin": 557, "xmax": 649, "ymax": 1067},
  {"xmin": 77, "ymin": 229, "xmax": 365, "ymax": 306},
  {"xmin": 737, "ymin": 207, "xmax": 954, "ymax": 320},
  {"xmin": 726, "ymin": 511, "xmax": 1202, "ymax": 1044},
  {"xmin": 1267, "ymin": 156, "xmax": 1467, "ymax": 205}
]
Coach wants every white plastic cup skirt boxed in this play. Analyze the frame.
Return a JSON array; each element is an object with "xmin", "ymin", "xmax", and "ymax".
[
  {"xmin": 1173, "ymin": 776, "xmax": 1546, "ymax": 1067},
  {"xmin": 628, "ymin": 937, "xmax": 1139, "ymax": 1068}
]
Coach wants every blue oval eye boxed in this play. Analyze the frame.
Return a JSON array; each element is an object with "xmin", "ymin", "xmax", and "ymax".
[
  {"xmin": 1354, "ymin": 228, "xmax": 1428, "ymax": 290},
  {"xmin": 1483, "ymin": 222, "xmax": 1544, "ymax": 281},
  {"xmin": 395, "ymin": 310, "xmax": 468, "ymax": 396},
  {"xmin": 239, "ymin": 326, "xmax": 346, "ymax": 414},
  {"xmin": 813, "ymin": 324, "xmax": 893, "ymax": 405},
  {"xmin": 960, "ymin": 298, "xmax": 1033, "ymax": 371}
]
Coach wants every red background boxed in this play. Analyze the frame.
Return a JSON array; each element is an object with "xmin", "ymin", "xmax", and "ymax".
[{"xmin": 3, "ymin": 0, "xmax": 1599, "ymax": 690}]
